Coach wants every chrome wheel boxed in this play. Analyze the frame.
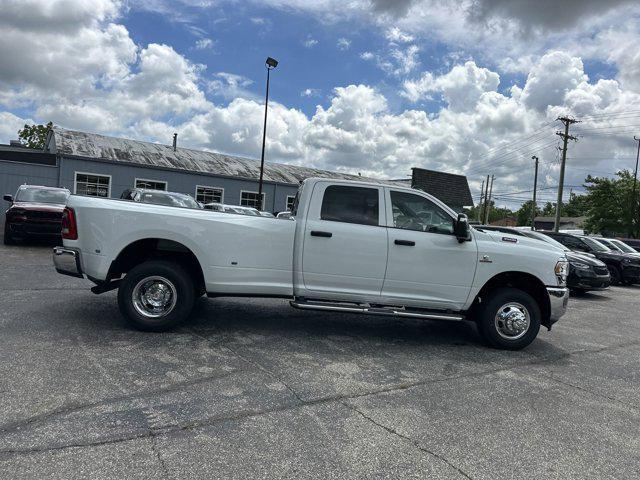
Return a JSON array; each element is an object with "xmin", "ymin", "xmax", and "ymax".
[
  {"xmin": 494, "ymin": 302, "xmax": 530, "ymax": 340},
  {"xmin": 132, "ymin": 276, "xmax": 177, "ymax": 319}
]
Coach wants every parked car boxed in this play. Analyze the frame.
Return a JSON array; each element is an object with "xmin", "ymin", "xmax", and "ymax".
[
  {"xmin": 477, "ymin": 226, "xmax": 610, "ymax": 293},
  {"xmin": 597, "ymin": 238, "xmax": 640, "ymax": 258},
  {"xmin": 53, "ymin": 178, "xmax": 570, "ymax": 350},
  {"xmin": 618, "ymin": 237, "xmax": 640, "ymax": 252},
  {"xmin": 3, "ymin": 185, "xmax": 70, "ymax": 245},
  {"xmin": 541, "ymin": 231, "xmax": 640, "ymax": 285},
  {"xmin": 120, "ymin": 188, "xmax": 201, "ymax": 209},
  {"xmin": 203, "ymin": 202, "xmax": 224, "ymax": 212},
  {"xmin": 203, "ymin": 203, "xmax": 261, "ymax": 216}
]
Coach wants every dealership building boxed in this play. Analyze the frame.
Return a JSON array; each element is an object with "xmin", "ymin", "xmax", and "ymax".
[{"xmin": 0, "ymin": 127, "xmax": 473, "ymax": 218}]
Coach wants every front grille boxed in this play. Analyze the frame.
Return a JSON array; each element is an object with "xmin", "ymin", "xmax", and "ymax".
[{"xmin": 593, "ymin": 266, "xmax": 609, "ymax": 276}]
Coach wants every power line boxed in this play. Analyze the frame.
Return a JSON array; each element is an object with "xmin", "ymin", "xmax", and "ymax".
[
  {"xmin": 466, "ymin": 139, "xmax": 559, "ymax": 176},
  {"xmin": 479, "ymin": 121, "xmax": 555, "ymax": 155}
]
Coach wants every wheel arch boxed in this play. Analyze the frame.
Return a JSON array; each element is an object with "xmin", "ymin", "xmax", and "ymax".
[
  {"xmin": 471, "ymin": 271, "xmax": 551, "ymax": 329},
  {"xmin": 108, "ymin": 238, "xmax": 206, "ymax": 295}
]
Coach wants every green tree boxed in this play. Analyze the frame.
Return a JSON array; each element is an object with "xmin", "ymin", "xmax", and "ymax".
[
  {"xmin": 583, "ymin": 170, "xmax": 638, "ymax": 237},
  {"xmin": 515, "ymin": 200, "xmax": 539, "ymax": 226},
  {"xmin": 464, "ymin": 201, "xmax": 513, "ymax": 224},
  {"xmin": 541, "ymin": 202, "xmax": 556, "ymax": 216},
  {"xmin": 563, "ymin": 192, "xmax": 589, "ymax": 217},
  {"xmin": 18, "ymin": 121, "xmax": 53, "ymax": 149}
]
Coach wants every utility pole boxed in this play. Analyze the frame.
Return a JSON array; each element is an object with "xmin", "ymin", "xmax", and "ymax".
[
  {"xmin": 477, "ymin": 179, "xmax": 485, "ymax": 223},
  {"xmin": 481, "ymin": 175, "xmax": 489, "ymax": 224},
  {"xmin": 632, "ymin": 136, "xmax": 640, "ymax": 237},
  {"xmin": 484, "ymin": 174, "xmax": 494, "ymax": 225},
  {"xmin": 531, "ymin": 155, "xmax": 538, "ymax": 230},
  {"xmin": 554, "ymin": 117, "xmax": 579, "ymax": 232}
]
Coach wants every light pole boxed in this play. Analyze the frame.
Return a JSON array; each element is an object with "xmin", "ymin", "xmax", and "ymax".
[
  {"xmin": 531, "ymin": 155, "xmax": 538, "ymax": 230},
  {"xmin": 257, "ymin": 56, "xmax": 278, "ymax": 211}
]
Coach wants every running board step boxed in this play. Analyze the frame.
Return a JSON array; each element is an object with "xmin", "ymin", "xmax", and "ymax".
[{"xmin": 290, "ymin": 300, "xmax": 464, "ymax": 321}]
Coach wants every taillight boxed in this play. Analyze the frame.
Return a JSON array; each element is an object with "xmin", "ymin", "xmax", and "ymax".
[{"xmin": 61, "ymin": 207, "xmax": 78, "ymax": 240}]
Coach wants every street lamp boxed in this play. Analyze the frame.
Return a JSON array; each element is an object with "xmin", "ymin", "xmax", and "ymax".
[{"xmin": 257, "ymin": 56, "xmax": 278, "ymax": 210}]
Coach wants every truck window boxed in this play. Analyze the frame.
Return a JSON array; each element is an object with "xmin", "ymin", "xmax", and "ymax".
[
  {"xmin": 390, "ymin": 191, "xmax": 454, "ymax": 234},
  {"xmin": 320, "ymin": 186, "xmax": 379, "ymax": 226}
]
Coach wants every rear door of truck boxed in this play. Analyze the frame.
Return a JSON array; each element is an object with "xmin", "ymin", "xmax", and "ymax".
[{"xmin": 300, "ymin": 182, "xmax": 388, "ymax": 297}]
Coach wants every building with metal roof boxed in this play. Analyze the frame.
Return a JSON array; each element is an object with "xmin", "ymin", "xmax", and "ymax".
[{"xmin": 1, "ymin": 127, "xmax": 473, "ymax": 222}]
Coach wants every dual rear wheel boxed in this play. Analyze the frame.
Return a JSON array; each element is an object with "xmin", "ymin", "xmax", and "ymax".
[{"xmin": 118, "ymin": 260, "xmax": 195, "ymax": 332}]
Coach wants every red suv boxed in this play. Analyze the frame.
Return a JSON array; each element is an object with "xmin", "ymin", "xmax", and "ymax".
[{"xmin": 3, "ymin": 185, "xmax": 70, "ymax": 245}]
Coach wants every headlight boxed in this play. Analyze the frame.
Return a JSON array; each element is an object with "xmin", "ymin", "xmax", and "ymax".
[
  {"xmin": 622, "ymin": 258, "xmax": 632, "ymax": 264},
  {"xmin": 572, "ymin": 262, "xmax": 590, "ymax": 270},
  {"xmin": 555, "ymin": 260, "xmax": 569, "ymax": 286}
]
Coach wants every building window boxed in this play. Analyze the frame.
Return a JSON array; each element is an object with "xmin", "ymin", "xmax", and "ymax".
[
  {"xmin": 75, "ymin": 172, "xmax": 111, "ymax": 197},
  {"xmin": 240, "ymin": 191, "xmax": 265, "ymax": 209},
  {"xmin": 135, "ymin": 178, "xmax": 167, "ymax": 190},
  {"xmin": 196, "ymin": 186, "xmax": 223, "ymax": 204},
  {"xmin": 286, "ymin": 195, "xmax": 296, "ymax": 211}
]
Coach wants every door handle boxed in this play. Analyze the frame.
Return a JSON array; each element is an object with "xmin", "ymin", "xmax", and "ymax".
[
  {"xmin": 394, "ymin": 239, "xmax": 415, "ymax": 246},
  {"xmin": 311, "ymin": 230, "xmax": 333, "ymax": 238}
]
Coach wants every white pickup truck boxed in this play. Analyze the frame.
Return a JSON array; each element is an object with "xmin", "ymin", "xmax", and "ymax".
[{"xmin": 53, "ymin": 178, "xmax": 569, "ymax": 350}]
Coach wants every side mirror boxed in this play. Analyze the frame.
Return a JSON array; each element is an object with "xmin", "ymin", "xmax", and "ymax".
[
  {"xmin": 3, "ymin": 194, "xmax": 13, "ymax": 202},
  {"xmin": 454, "ymin": 213, "xmax": 471, "ymax": 243}
]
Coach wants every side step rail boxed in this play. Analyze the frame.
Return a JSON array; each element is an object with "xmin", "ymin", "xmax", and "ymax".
[{"xmin": 290, "ymin": 299, "xmax": 464, "ymax": 321}]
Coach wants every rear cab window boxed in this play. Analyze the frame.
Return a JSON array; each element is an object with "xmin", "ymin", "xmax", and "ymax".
[{"xmin": 320, "ymin": 185, "xmax": 380, "ymax": 226}]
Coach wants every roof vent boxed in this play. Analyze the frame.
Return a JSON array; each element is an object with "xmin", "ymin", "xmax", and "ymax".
[{"xmin": 173, "ymin": 133, "xmax": 178, "ymax": 152}]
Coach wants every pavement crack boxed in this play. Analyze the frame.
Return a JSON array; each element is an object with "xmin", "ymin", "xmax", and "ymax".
[
  {"xmin": 341, "ymin": 400, "xmax": 473, "ymax": 480},
  {"xmin": 189, "ymin": 329, "xmax": 306, "ymax": 403},
  {"xmin": 0, "ymin": 370, "xmax": 240, "ymax": 434},
  {"xmin": 0, "ymin": 432, "xmax": 153, "ymax": 460},
  {"xmin": 544, "ymin": 373, "xmax": 638, "ymax": 411},
  {"xmin": 149, "ymin": 432, "xmax": 172, "ymax": 479}
]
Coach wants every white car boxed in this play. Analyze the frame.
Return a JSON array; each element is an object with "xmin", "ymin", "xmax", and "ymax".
[
  {"xmin": 53, "ymin": 178, "xmax": 568, "ymax": 349},
  {"xmin": 204, "ymin": 203, "xmax": 260, "ymax": 216}
]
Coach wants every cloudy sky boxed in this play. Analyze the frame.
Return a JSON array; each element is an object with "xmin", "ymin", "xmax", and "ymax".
[{"xmin": 2, "ymin": 0, "xmax": 640, "ymax": 208}]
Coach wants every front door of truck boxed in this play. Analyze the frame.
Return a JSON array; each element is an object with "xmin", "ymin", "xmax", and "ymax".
[
  {"xmin": 382, "ymin": 189, "xmax": 477, "ymax": 309},
  {"xmin": 302, "ymin": 183, "xmax": 388, "ymax": 299}
]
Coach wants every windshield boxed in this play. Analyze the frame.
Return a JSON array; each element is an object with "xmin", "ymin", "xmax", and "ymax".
[
  {"xmin": 523, "ymin": 231, "xmax": 569, "ymax": 251},
  {"xmin": 610, "ymin": 239, "xmax": 637, "ymax": 253},
  {"xmin": 598, "ymin": 238, "xmax": 621, "ymax": 251},
  {"xmin": 15, "ymin": 188, "xmax": 69, "ymax": 204},
  {"xmin": 140, "ymin": 191, "xmax": 200, "ymax": 209},
  {"xmin": 582, "ymin": 237, "xmax": 611, "ymax": 252}
]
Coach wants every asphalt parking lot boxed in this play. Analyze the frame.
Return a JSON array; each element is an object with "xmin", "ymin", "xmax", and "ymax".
[{"xmin": 0, "ymin": 241, "xmax": 639, "ymax": 479}]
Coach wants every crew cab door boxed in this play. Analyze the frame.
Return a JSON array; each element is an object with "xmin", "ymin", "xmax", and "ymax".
[
  {"xmin": 382, "ymin": 188, "xmax": 477, "ymax": 309},
  {"xmin": 301, "ymin": 183, "xmax": 387, "ymax": 298}
]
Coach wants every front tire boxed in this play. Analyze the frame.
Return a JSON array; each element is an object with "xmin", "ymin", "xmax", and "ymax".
[
  {"xmin": 3, "ymin": 224, "xmax": 16, "ymax": 245},
  {"xmin": 609, "ymin": 266, "xmax": 622, "ymax": 286},
  {"xmin": 476, "ymin": 287, "xmax": 541, "ymax": 350},
  {"xmin": 118, "ymin": 260, "xmax": 195, "ymax": 332}
]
